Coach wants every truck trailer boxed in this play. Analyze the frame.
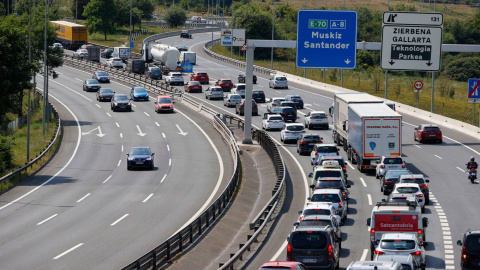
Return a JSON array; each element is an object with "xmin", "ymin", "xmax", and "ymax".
[
  {"xmin": 142, "ymin": 43, "xmax": 180, "ymax": 75},
  {"xmin": 180, "ymin": 51, "xmax": 196, "ymax": 65},
  {"xmin": 113, "ymin": 47, "xmax": 131, "ymax": 60},
  {"xmin": 50, "ymin": 21, "xmax": 87, "ymax": 50},
  {"xmin": 87, "ymin": 46, "xmax": 100, "ymax": 62}
]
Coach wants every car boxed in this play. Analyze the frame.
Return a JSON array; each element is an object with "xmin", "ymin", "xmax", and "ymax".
[
  {"xmin": 391, "ymin": 183, "xmax": 425, "ymax": 212},
  {"xmin": 146, "ymin": 66, "xmax": 162, "ymax": 80},
  {"xmin": 238, "ymin": 72, "xmax": 257, "ymax": 84},
  {"xmin": 154, "ymin": 95, "xmax": 174, "ymax": 113},
  {"xmin": 385, "ymin": 193, "xmax": 420, "ymax": 205},
  {"xmin": 398, "ymin": 174, "xmax": 430, "ymax": 204},
  {"xmin": 414, "ymin": 124, "xmax": 442, "ymax": 143},
  {"xmin": 262, "ymin": 114, "xmax": 285, "ymax": 131},
  {"xmin": 376, "ymin": 156, "xmax": 406, "ymax": 179},
  {"xmin": 380, "ymin": 169, "xmax": 411, "ymax": 195},
  {"xmin": 177, "ymin": 45, "xmax": 188, "ymax": 51},
  {"xmin": 316, "ymin": 156, "xmax": 347, "ymax": 175},
  {"xmin": 190, "ymin": 72, "xmax": 209, "ymax": 84},
  {"xmin": 231, "ymin": 83, "xmax": 246, "ymax": 98},
  {"xmin": 457, "ymin": 230, "xmax": 480, "ymax": 270},
  {"xmin": 279, "ymin": 101, "xmax": 297, "ymax": 110},
  {"xmin": 205, "ymin": 86, "xmax": 224, "ymax": 100},
  {"xmin": 258, "ymin": 261, "xmax": 308, "ymax": 270},
  {"xmin": 294, "ymin": 215, "xmax": 343, "ymax": 242},
  {"xmin": 83, "ymin": 79, "xmax": 101, "ymax": 92},
  {"xmin": 304, "ymin": 111, "xmax": 329, "ymax": 130},
  {"xmin": 106, "ymin": 57, "xmax": 124, "ymax": 68},
  {"xmin": 263, "ymin": 106, "xmax": 284, "ymax": 119},
  {"xmin": 373, "ymin": 233, "xmax": 426, "ymax": 264},
  {"xmin": 111, "ymin": 94, "xmax": 132, "ymax": 112},
  {"xmin": 165, "ymin": 72, "xmax": 184, "ymax": 86},
  {"xmin": 298, "ymin": 202, "xmax": 342, "ymax": 225},
  {"xmin": 278, "ymin": 106, "xmax": 297, "ymax": 122},
  {"xmin": 311, "ymin": 177, "xmax": 351, "ymax": 201},
  {"xmin": 347, "ymin": 261, "xmax": 403, "ymax": 270},
  {"xmin": 375, "ymin": 254, "xmax": 426, "ymax": 270},
  {"xmin": 285, "ymin": 94, "xmax": 304, "ymax": 109},
  {"xmin": 96, "ymin": 88, "xmax": 114, "ymax": 101},
  {"xmin": 280, "ymin": 123, "xmax": 305, "ymax": 143},
  {"xmin": 310, "ymin": 144, "xmax": 339, "ymax": 165},
  {"xmin": 236, "ymin": 99, "xmax": 258, "ymax": 116},
  {"xmin": 309, "ymin": 161, "xmax": 348, "ymax": 188},
  {"xmin": 73, "ymin": 49, "xmax": 88, "ymax": 58},
  {"xmin": 52, "ymin": 43, "xmax": 64, "ymax": 52},
  {"xmin": 215, "ymin": 78, "xmax": 234, "ymax": 92},
  {"xmin": 80, "ymin": 44, "xmax": 94, "ymax": 49},
  {"xmin": 223, "ymin": 93, "xmax": 242, "ymax": 107},
  {"xmin": 180, "ymin": 30, "xmax": 192, "ymax": 38},
  {"xmin": 126, "ymin": 147, "xmax": 154, "ymax": 170},
  {"xmin": 184, "ymin": 81, "xmax": 203, "ymax": 93},
  {"xmin": 92, "ymin": 71, "xmax": 110, "ymax": 83},
  {"xmin": 297, "ymin": 133, "xmax": 323, "ymax": 155},
  {"xmin": 252, "ymin": 90, "xmax": 266, "ymax": 103},
  {"xmin": 266, "ymin": 97, "xmax": 286, "ymax": 112},
  {"xmin": 269, "ymin": 74, "xmax": 288, "ymax": 89},
  {"xmin": 308, "ymin": 188, "xmax": 348, "ymax": 222},
  {"xmin": 101, "ymin": 48, "xmax": 114, "ymax": 58},
  {"xmin": 130, "ymin": 86, "xmax": 149, "ymax": 101}
]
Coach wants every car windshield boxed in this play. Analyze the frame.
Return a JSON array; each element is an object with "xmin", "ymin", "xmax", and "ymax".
[
  {"xmin": 286, "ymin": 125, "xmax": 304, "ymax": 132},
  {"xmin": 134, "ymin": 88, "xmax": 147, "ymax": 93},
  {"xmin": 396, "ymin": 187, "xmax": 420, "ymax": 193},
  {"xmin": 130, "ymin": 148, "xmax": 150, "ymax": 155},
  {"xmin": 311, "ymin": 193, "xmax": 341, "ymax": 203},
  {"xmin": 236, "ymin": 85, "xmax": 245, "ymax": 90},
  {"xmin": 269, "ymin": 116, "xmax": 283, "ymax": 121},
  {"xmin": 97, "ymin": 71, "xmax": 108, "ymax": 76},
  {"xmin": 290, "ymin": 231, "xmax": 327, "ymax": 249},
  {"xmin": 116, "ymin": 95, "xmax": 129, "ymax": 101},
  {"xmin": 314, "ymin": 171, "xmax": 342, "ymax": 179},
  {"xmin": 318, "ymin": 146, "xmax": 337, "ymax": 153},
  {"xmin": 158, "ymin": 98, "xmax": 172, "ymax": 103},
  {"xmin": 401, "ymin": 178, "xmax": 425, "ymax": 184},
  {"xmin": 299, "ymin": 220, "xmax": 331, "ymax": 227},
  {"xmin": 87, "ymin": 80, "xmax": 98, "ymax": 84},
  {"xmin": 303, "ymin": 209, "xmax": 332, "ymax": 216},
  {"xmin": 424, "ymin": 126, "xmax": 440, "ymax": 131},
  {"xmin": 80, "ymin": 49, "xmax": 88, "ymax": 53},
  {"xmin": 317, "ymin": 180, "xmax": 343, "ymax": 189},
  {"xmin": 151, "ymin": 69, "xmax": 161, "ymax": 74},
  {"xmin": 384, "ymin": 158, "xmax": 403, "ymax": 164},
  {"xmin": 380, "ymin": 240, "xmax": 416, "ymax": 250},
  {"xmin": 212, "ymin": 88, "xmax": 223, "ymax": 92},
  {"xmin": 302, "ymin": 135, "xmax": 322, "ymax": 142},
  {"xmin": 101, "ymin": 89, "xmax": 113, "ymax": 93},
  {"xmin": 276, "ymin": 77, "xmax": 287, "ymax": 81},
  {"xmin": 466, "ymin": 235, "xmax": 480, "ymax": 252},
  {"xmin": 311, "ymin": 113, "xmax": 326, "ymax": 118}
]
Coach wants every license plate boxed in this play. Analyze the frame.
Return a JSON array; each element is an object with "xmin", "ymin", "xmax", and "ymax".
[
  {"xmin": 429, "ymin": 134, "xmax": 436, "ymax": 137},
  {"xmin": 303, "ymin": 259, "xmax": 317, "ymax": 263},
  {"xmin": 136, "ymin": 161, "xmax": 144, "ymax": 164}
]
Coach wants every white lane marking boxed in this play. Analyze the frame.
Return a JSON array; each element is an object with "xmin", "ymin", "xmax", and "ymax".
[
  {"xmin": 48, "ymin": 80, "xmax": 91, "ymax": 101},
  {"xmin": 75, "ymin": 78, "xmax": 82, "ymax": 81},
  {"xmin": 117, "ymin": 160, "xmax": 121, "ymax": 166},
  {"xmin": 457, "ymin": 167, "xmax": 465, "ymax": 172},
  {"xmin": 110, "ymin": 214, "xmax": 129, "ymax": 226},
  {"xmin": 434, "ymin": 154, "xmax": 443, "ymax": 159},
  {"xmin": 106, "ymin": 112, "xmax": 111, "ymax": 117},
  {"xmin": 132, "ymin": 104, "xmax": 137, "ymax": 108},
  {"xmin": 162, "ymin": 133, "xmax": 166, "ymax": 139},
  {"xmin": 143, "ymin": 194, "xmax": 154, "ymax": 203},
  {"xmin": 169, "ymin": 159, "xmax": 172, "ymax": 166},
  {"xmin": 120, "ymin": 133, "xmax": 123, "ymax": 138},
  {"xmin": 144, "ymin": 112, "xmax": 150, "ymax": 117},
  {"xmin": 53, "ymin": 243, "xmax": 83, "ymax": 259},
  {"xmin": 95, "ymin": 104, "xmax": 101, "ymax": 108},
  {"xmin": 297, "ymin": 111, "xmax": 306, "ymax": 116},
  {"xmin": 76, "ymin": 193, "xmax": 91, "ymax": 203},
  {"xmin": 103, "ymin": 175, "xmax": 112, "ymax": 184},
  {"xmin": 167, "ymin": 145, "xmax": 170, "ymax": 151},
  {"xmin": 313, "ymin": 103, "xmax": 322, "ymax": 106},
  {"xmin": 155, "ymin": 122, "xmax": 160, "ymax": 127},
  {"xmin": 360, "ymin": 177, "xmax": 367, "ymax": 187},
  {"xmin": 0, "ymin": 91, "xmax": 82, "ymax": 211},
  {"xmin": 414, "ymin": 145, "xmax": 421, "ymax": 148},
  {"xmin": 305, "ymin": 104, "xmax": 312, "ymax": 107},
  {"xmin": 121, "ymin": 145, "xmax": 124, "ymax": 152},
  {"xmin": 360, "ymin": 249, "xmax": 368, "ymax": 261},
  {"xmin": 346, "ymin": 161, "xmax": 355, "ymax": 170},
  {"xmin": 367, "ymin": 194, "xmax": 372, "ymax": 205},
  {"xmin": 37, "ymin": 214, "xmax": 58, "ymax": 225},
  {"xmin": 115, "ymin": 122, "xmax": 120, "ymax": 128},
  {"xmin": 161, "ymin": 174, "xmax": 167, "ymax": 183}
]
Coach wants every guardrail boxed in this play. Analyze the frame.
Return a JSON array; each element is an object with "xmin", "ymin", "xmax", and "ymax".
[
  {"xmin": 203, "ymin": 39, "xmax": 277, "ymax": 75},
  {"xmin": 0, "ymin": 90, "xmax": 61, "ymax": 187}
]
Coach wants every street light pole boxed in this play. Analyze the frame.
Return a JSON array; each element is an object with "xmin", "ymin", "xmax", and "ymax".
[
  {"xmin": 270, "ymin": 0, "xmax": 274, "ymax": 70},
  {"xmin": 27, "ymin": 0, "xmax": 32, "ymax": 161},
  {"xmin": 75, "ymin": 0, "xmax": 77, "ymax": 23},
  {"xmin": 42, "ymin": 0, "xmax": 48, "ymax": 135},
  {"xmin": 129, "ymin": 0, "xmax": 132, "ymax": 44}
]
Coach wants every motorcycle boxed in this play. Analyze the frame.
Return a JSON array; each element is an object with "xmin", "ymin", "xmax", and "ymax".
[{"xmin": 468, "ymin": 167, "xmax": 477, "ymax": 183}]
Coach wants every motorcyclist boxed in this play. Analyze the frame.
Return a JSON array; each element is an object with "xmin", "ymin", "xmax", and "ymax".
[{"xmin": 467, "ymin": 156, "xmax": 478, "ymax": 170}]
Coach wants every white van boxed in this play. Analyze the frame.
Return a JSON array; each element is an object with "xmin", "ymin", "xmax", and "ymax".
[
  {"xmin": 347, "ymin": 261, "xmax": 402, "ymax": 270},
  {"xmin": 180, "ymin": 51, "xmax": 196, "ymax": 65}
]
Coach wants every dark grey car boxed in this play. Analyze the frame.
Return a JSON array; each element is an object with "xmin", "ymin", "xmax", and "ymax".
[
  {"xmin": 96, "ymin": 88, "xmax": 114, "ymax": 101},
  {"xmin": 83, "ymin": 79, "xmax": 101, "ymax": 92},
  {"xmin": 111, "ymin": 94, "xmax": 132, "ymax": 112}
]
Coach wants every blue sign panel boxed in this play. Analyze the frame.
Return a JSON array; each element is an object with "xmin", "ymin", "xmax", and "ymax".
[
  {"xmin": 468, "ymin": 79, "xmax": 480, "ymax": 99},
  {"xmin": 181, "ymin": 62, "xmax": 193, "ymax": 73},
  {"xmin": 129, "ymin": 42, "xmax": 134, "ymax": 48},
  {"xmin": 296, "ymin": 10, "xmax": 358, "ymax": 69}
]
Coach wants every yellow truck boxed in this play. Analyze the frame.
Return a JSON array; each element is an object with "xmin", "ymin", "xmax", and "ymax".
[{"xmin": 50, "ymin": 21, "xmax": 87, "ymax": 50}]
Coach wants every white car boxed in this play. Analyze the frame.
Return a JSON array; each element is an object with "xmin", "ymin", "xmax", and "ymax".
[
  {"xmin": 231, "ymin": 83, "xmax": 246, "ymax": 98},
  {"xmin": 223, "ymin": 93, "xmax": 242, "ymax": 107},
  {"xmin": 73, "ymin": 49, "xmax": 88, "ymax": 58},
  {"xmin": 165, "ymin": 72, "xmax": 184, "ymax": 86},
  {"xmin": 310, "ymin": 143, "xmax": 339, "ymax": 165},
  {"xmin": 373, "ymin": 233, "xmax": 426, "ymax": 264},
  {"xmin": 266, "ymin": 97, "xmax": 286, "ymax": 112},
  {"xmin": 376, "ymin": 156, "xmax": 406, "ymax": 179},
  {"xmin": 304, "ymin": 111, "xmax": 329, "ymax": 130},
  {"xmin": 375, "ymin": 254, "xmax": 426, "ymax": 270},
  {"xmin": 52, "ymin": 43, "xmax": 64, "ymax": 52},
  {"xmin": 391, "ymin": 183, "xmax": 425, "ymax": 211},
  {"xmin": 262, "ymin": 114, "xmax": 285, "ymax": 131},
  {"xmin": 298, "ymin": 201, "xmax": 342, "ymax": 225},
  {"xmin": 106, "ymin": 57, "xmax": 124, "ymax": 68},
  {"xmin": 308, "ymin": 189, "xmax": 348, "ymax": 222},
  {"xmin": 280, "ymin": 123, "xmax": 305, "ymax": 143},
  {"xmin": 269, "ymin": 75, "xmax": 288, "ymax": 89},
  {"xmin": 205, "ymin": 86, "xmax": 224, "ymax": 100}
]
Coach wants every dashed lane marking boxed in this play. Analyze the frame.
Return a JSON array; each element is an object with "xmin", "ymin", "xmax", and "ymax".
[
  {"xmin": 110, "ymin": 214, "xmax": 129, "ymax": 226},
  {"xmin": 360, "ymin": 178, "xmax": 367, "ymax": 187},
  {"xmin": 76, "ymin": 193, "xmax": 91, "ymax": 203},
  {"xmin": 53, "ymin": 243, "xmax": 83, "ymax": 260},
  {"xmin": 37, "ymin": 214, "xmax": 58, "ymax": 225}
]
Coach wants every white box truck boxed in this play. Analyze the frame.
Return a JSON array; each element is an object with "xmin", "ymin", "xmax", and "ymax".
[
  {"xmin": 113, "ymin": 47, "xmax": 131, "ymax": 60},
  {"xmin": 345, "ymin": 103, "xmax": 402, "ymax": 172},
  {"xmin": 180, "ymin": 51, "xmax": 196, "ymax": 65}
]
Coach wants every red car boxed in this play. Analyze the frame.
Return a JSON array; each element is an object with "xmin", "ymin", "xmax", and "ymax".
[
  {"xmin": 414, "ymin": 124, "xmax": 442, "ymax": 143},
  {"xmin": 154, "ymin": 95, "xmax": 174, "ymax": 113},
  {"xmin": 190, "ymin": 72, "xmax": 209, "ymax": 84},
  {"xmin": 258, "ymin": 261, "xmax": 308, "ymax": 270},
  {"xmin": 215, "ymin": 78, "xmax": 234, "ymax": 92},
  {"xmin": 184, "ymin": 81, "xmax": 202, "ymax": 93}
]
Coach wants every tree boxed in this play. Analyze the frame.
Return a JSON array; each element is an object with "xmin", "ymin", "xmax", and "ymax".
[
  {"xmin": 70, "ymin": 0, "xmax": 90, "ymax": 21},
  {"xmin": 164, "ymin": 6, "xmax": 186, "ymax": 28},
  {"xmin": 83, "ymin": 0, "xmax": 117, "ymax": 40}
]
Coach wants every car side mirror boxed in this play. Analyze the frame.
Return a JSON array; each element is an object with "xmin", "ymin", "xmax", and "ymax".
[
  {"xmin": 286, "ymin": 236, "xmax": 290, "ymax": 242},
  {"xmin": 126, "ymin": 154, "xmax": 129, "ymax": 156},
  {"xmin": 307, "ymin": 197, "xmax": 311, "ymax": 201},
  {"xmin": 414, "ymin": 127, "xmax": 418, "ymax": 130},
  {"xmin": 308, "ymin": 173, "xmax": 313, "ymax": 178},
  {"xmin": 422, "ymin": 217, "xmax": 429, "ymax": 227},
  {"xmin": 346, "ymin": 185, "xmax": 351, "ymax": 188},
  {"xmin": 420, "ymin": 263, "xmax": 426, "ymax": 270},
  {"xmin": 173, "ymin": 101, "xmax": 175, "ymax": 104},
  {"xmin": 154, "ymin": 101, "xmax": 157, "ymax": 104},
  {"xmin": 421, "ymin": 242, "xmax": 429, "ymax": 247},
  {"xmin": 298, "ymin": 211, "xmax": 303, "ymax": 215},
  {"xmin": 457, "ymin": 240, "xmax": 463, "ymax": 246},
  {"xmin": 367, "ymin": 218, "xmax": 371, "ymax": 226},
  {"xmin": 374, "ymin": 240, "xmax": 380, "ymax": 246},
  {"xmin": 425, "ymin": 179, "xmax": 430, "ymax": 183},
  {"xmin": 381, "ymin": 199, "xmax": 386, "ymax": 202},
  {"xmin": 310, "ymin": 184, "xmax": 315, "ymax": 189},
  {"xmin": 293, "ymin": 222, "xmax": 299, "ymax": 226},
  {"xmin": 151, "ymin": 153, "xmax": 155, "ymax": 156}
]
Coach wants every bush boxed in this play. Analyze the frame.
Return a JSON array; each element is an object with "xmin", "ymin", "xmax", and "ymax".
[
  {"xmin": 444, "ymin": 56, "xmax": 480, "ymax": 81},
  {"xmin": 164, "ymin": 6, "xmax": 187, "ymax": 28},
  {"xmin": 0, "ymin": 136, "xmax": 13, "ymax": 174}
]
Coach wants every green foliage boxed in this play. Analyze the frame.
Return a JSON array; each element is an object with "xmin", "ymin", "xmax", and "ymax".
[
  {"xmin": 71, "ymin": 0, "xmax": 90, "ymax": 20},
  {"xmin": 390, "ymin": 3, "xmax": 416, "ymax": 12},
  {"xmin": 0, "ymin": 2, "xmax": 5, "ymax": 16},
  {"xmin": 356, "ymin": 7, "xmax": 382, "ymax": 42},
  {"xmin": 444, "ymin": 56, "xmax": 480, "ymax": 81},
  {"xmin": 136, "ymin": 0, "xmax": 155, "ymax": 20},
  {"xmin": 0, "ymin": 136, "xmax": 13, "ymax": 174},
  {"xmin": 83, "ymin": 0, "xmax": 117, "ymax": 40},
  {"xmin": 356, "ymin": 50, "xmax": 377, "ymax": 69},
  {"xmin": 164, "ymin": 6, "xmax": 186, "ymax": 28}
]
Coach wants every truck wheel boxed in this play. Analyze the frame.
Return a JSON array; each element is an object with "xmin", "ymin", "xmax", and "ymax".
[{"xmin": 343, "ymin": 138, "xmax": 348, "ymax": 151}]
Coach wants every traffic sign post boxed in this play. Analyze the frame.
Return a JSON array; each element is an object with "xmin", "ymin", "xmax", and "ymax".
[
  {"xmin": 296, "ymin": 10, "xmax": 358, "ymax": 69},
  {"xmin": 414, "ymin": 80, "xmax": 424, "ymax": 108},
  {"xmin": 381, "ymin": 12, "xmax": 443, "ymax": 71},
  {"xmin": 202, "ymin": 10, "xmax": 205, "ymax": 15},
  {"xmin": 468, "ymin": 79, "xmax": 480, "ymax": 125},
  {"xmin": 221, "ymin": 29, "xmax": 245, "ymax": 46},
  {"xmin": 240, "ymin": 44, "xmax": 246, "ymax": 51}
]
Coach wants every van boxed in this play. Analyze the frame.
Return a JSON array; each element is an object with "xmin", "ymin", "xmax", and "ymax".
[
  {"xmin": 180, "ymin": 51, "xmax": 196, "ymax": 65},
  {"xmin": 126, "ymin": 59, "xmax": 145, "ymax": 74},
  {"xmin": 287, "ymin": 225, "xmax": 341, "ymax": 269},
  {"xmin": 346, "ymin": 261, "xmax": 402, "ymax": 270}
]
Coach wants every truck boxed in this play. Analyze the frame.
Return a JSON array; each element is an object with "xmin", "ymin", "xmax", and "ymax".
[
  {"xmin": 50, "ymin": 21, "xmax": 87, "ymax": 50},
  {"xmin": 143, "ymin": 43, "xmax": 180, "ymax": 75},
  {"xmin": 113, "ymin": 47, "xmax": 131, "ymax": 60},
  {"xmin": 179, "ymin": 51, "xmax": 196, "ymax": 65},
  {"xmin": 126, "ymin": 58, "xmax": 145, "ymax": 74},
  {"xmin": 87, "ymin": 46, "xmax": 100, "ymax": 62},
  {"xmin": 345, "ymin": 103, "xmax": 402, "ymax": 172}
]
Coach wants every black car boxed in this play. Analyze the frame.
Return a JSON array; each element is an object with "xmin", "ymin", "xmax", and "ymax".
[
  {"xmin": 285, "ymin": 94, "xmax": 304, "ymax": 109},
  {"xmin": 458, "ymin": 230, "xmax": 480, "ymax": 270},
  {"xmin": 252, "ymin": 90, "xmax": 265, "ymax": 103},
  {"xmin": 180, "ymin": 30, "xmax": 192, "ymax": 38},
  {"xmin": 297, "ymin": 133, "xmax": 323, "ymax": 155},
  {"xmin": 238, "ymin": 72, "xmax": 257, "ymax": 84},
  {"xmin": 111, "ymin": 94, "xmax": 132, "ymax": 112},
  {"xmin": 96, "ymin": 88, "xmax": 114, "ymax": 101},
  {"xmin": 101, "ymin": 48, "xmax": 114, "ymax": 58},
  {"xmin": 312, "ymin": 177, "xmax": 351, "ymax": 200},
  {"xmin": 380, "ymin": 169, "xmax": 410, "ymax": 195},
  {"xmin": 126, "ymin": 146, "xmax": 154, "ymax": 170},
  {"xmin": 278, "ymin": 106, "xmax": 297, "ymax": 122},
  {"xmin": 279, "ymin": 101, "xmax": 297, "ymax": 110},
  {"xmin": 177, "ymin": 45, "xmax": 188, "ymax": 51}
]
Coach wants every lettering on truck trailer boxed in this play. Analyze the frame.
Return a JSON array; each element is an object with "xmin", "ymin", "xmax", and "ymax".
[{"xmin": 374, "ymin": 214, "xmax": 418, "ymax": 232}]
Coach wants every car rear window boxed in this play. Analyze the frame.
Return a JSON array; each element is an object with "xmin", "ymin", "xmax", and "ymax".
[
  {"xmin": 282, "ymin": 108, "xmax": 296, "ymax": 114},
  {"xmin": 259, "ymin": 267, "xmax": 291, "ymax": 270},
  {"xmin": 386, "ymin": 171, "xmax": 409, "ymax": 179},
  {"xmin": 291, "ymin": 97, "xmax": 302, "ymax": 101},
  {"xmin": 401, "ymin": 178, "xmax": 424, "ymax": 184},
  {"xmin": 466, "ymin": 235, "xmax": 480, "ymax": 252},
  {"xmin": 236, "ymin": 85, "xmax": 245, "ymax": 90},
  {"xmin": 290, "ymin": 231, "xmax": 327, "ymax": 249},
  {"xmin": 197, "ymin": 73, "xmax": 208, "ymax": 76},
  {"xmin": 269, "ymin": 116, "xmax": 283, "ymax": 121},
  {"xmin": 311, "ymin": 113, "xmax": 326, "ymax": 118},
  {"xmin": 190, "ymin": 81, "xmax": 201, "ymax": 85},
  {"xmin": 299, "ymin": 220, "xmax": 331, "ymax": 227},
  {"xmin": 315, "ymin": 171, "xmax": 342, "ymax": 179},
  {"xmin": 276, "ymin": 77, "xmax": 287, "ymax": 81},
  {"xmin": 150, "ymin": 68, "xmax": 161, "ymax": 74},
  {"xmin": 380, "ymin": 240, "xmax": 416, "ymax": 250},
  {"xmin": 212, "ymin": 88, "xmax": 223, "ymax": 92},
  {"xmin": 230, "ymin": 95, "xmax": 241, "ymax": 99},
  {"xmin": 321, "ymin": 159, "xmax": 345, "ymax": 167},
  {"xmin": 384, "ymin": 158, "xmax": 403, "ymax": 164},
  {"xmin": 389, "ymin": 197, "xmax": 411, "ymax": 203},
  {"xmin": 396, "ymin": 187, "xmax": 420, "ymax": 193},
  {"xmin": 286, "ymin": 125, "xmax": 304, "ymax": 132},
  {"xmin": 424, "ymin": 126, "xmax": 440, "ymax": 131},
  {"xmin": 311, "ymin": 193, "xmax": 341, "ymax": 203},
  {"xmin": 303, "ymin": 135, "xmax": 321, "ymax": 142},
  {"xmin": 318, "ymin": 146, "xmax": 337, "ymax": 153},
  {"xmin": 316, "ymin": 180, "xmax": 343, "ymax": 189},
  {"xmin": 303, "ymin": 209, "xmax": 331, "ymax": 216},
  {"xmin": 222, "ymin": 80, "xmax": 232, "ymax": 83}
]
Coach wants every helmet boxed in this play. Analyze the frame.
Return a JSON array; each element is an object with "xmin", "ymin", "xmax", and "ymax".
[{"xmin": 472, "ymin": 156, "xmax": 475, "ymax": 161}]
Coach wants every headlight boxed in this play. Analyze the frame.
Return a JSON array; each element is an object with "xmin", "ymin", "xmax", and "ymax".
[
  {"xmin": 114, "ymin": 102, "xmax": 118, "ymax": 105},
  {"xmin": 146, "ymin": 157, "xmax": 152, "ymax": 161},
  {"xmin": 128, "ymin": 157, "xmax": 134, "ymax": 160},
  {"xmin": 128, "ymin": 102, "xmax": 131, "ymax": 105}
]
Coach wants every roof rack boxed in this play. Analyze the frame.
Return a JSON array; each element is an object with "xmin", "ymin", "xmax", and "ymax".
[{"xmin": 375, "ymin": 197, "xmax": 418, "ymax": 208}]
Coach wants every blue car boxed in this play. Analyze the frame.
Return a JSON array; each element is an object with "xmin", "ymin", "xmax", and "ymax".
[
  {"xmin": 130, "ymin": 86, "xmax": 149, "ymax": 101},
  {"xmin": 285, "ymin": 95, "xmax": 304, "ymax": 109},
  {"xmin": 92, "ymin": 71, "xmax": 110, "ymax": 83},
  {"xmin": 127, "ymin": 147, "xmax": 154, "ymax": 170}
]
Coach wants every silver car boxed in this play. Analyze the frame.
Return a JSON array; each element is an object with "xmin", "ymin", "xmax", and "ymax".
[
  {"xmin": 373, "ymin": 233, "xmax": 426, "ymax": 264},
  {"xmin": 107, "ymin": 57, "xmax": 124, "ymax": 68},
  {"xmin": 262, "ymin": 114, "xmax": 285, "ymax": 131},
  {"xmin": 304, "ymin": 111, "xmax": 329, "ymax": 130},
  {"xmin": 223, "ymin": 94, "xmax": 242, "ymax": 107},
  {"xmin": 269, "ymin": 75, "xmax": 288, "ymax": 89},
  {"xmin": 280, "ymin": 123, "xmax": 305, "ymax": 143},
  {"xmin": 166, "ymin": 72, "xmax": 185, "ymax": 86},
  {"xmin": 205, "ymin": 86, "xmax": 224, "ymax": 100},
  {"xmin": 266, "ymin": 97, "xmax": 286, "ymax": 112},
  {"xmin": 83, "ymin": 79, "xmax": 101, "ymax": 92},
  {"xmin": 231, "ymin": 83, "xmax": 246, "ymax": 98},
  {"xmin": 73, "ymin": 49, "xmax": 88, "ymax": 58}
]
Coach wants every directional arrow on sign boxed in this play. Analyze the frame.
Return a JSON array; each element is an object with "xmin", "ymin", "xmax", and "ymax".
[
  {"xmin": 302, "ymin": 58, "xmax": 308, "ymax": 63},
  {"xmin": 176, "ymin": 124, "xmax": 188, "ymax": 136},
  {"xmin": 345, "ymin": 59, "xmax": 351, "ymax": 64},
  {"xmin": 136, "ymin": 125, "xmax": 147, "ymax": 136},
  {"xmin": 82, "ymin": 126, "xmax": 106, "ymax": 137}
]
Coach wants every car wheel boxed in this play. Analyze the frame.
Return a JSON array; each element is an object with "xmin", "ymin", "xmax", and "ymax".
[
  {"xmin": 421, "ymin": 206, "xmax": 425, "ymax": 213},
  {"xmin": 438, "ymin": 139, "xmax": 442, "ymax": 144},
  {"xmin": 376, "ymin": 173, "xmax": 379, "ymax": 179},
  {"xmin": 205, "ymin": 95, "xmax": 208, "ymax": 99},
  {"xmin": 127, "ymin": 166, "xmax": 131, "ymax": 170},
  {"xmin": 414, "ymin": 134, "xmax": 417, "ymax": 141},
  {"xmin": 383, "ymin": 189, "xmax": 389, "ymax": 195},
  {"xmin": 280, "ymin": 136, "xmax": 283, "ymax": 142},
  {"xmin": 425, "ymin": 197, "xmax": 430, "ymax": 205},
  {"xmin": 150, "ymin": 164, "xmax": 154, "ymax": 170}
]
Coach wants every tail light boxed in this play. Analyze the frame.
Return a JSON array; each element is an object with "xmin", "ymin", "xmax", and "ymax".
[
  {"xmin": 343, "ymin": 167, "xmax": 346, "ymax": 171},
  {"xmin": 287, "ymin": 243, "xmax": 292, "ymax": 260},
  {"xmin": 342, "ymin": 192, "xmax": 346, "ymax": 197},
  {"xmin": 267, "ymin": 120, "xmax": 272, "ymax": 122},
  {"xmin": 299, "ymin": 216, "xmax": 303, "ymax": 221},
  {"xmin": 300, "ymin": 142, "xmax": 308, "ymax": 145},
  {"xmin": 381, "ymin": 164, "xmax": 385, "ymax": 168},
  {"xmin": 228, "ymin": 99, "xmax": 231, "ymax": 102},
  {"xmin": 385, "ymin": 181, "xmax": 394, "ymax": 185},
  {"xmin": 315, "ymin": 151, "xmax": 318, "ymax": 155},
  {"xmin": 272, "ymin": 103, "xmax": 276, "ymax": 106},
  {"xmin": 416, "ymin": 194, "xmax": 424, "ymax": 197},
  {"xmin": 310, "ymin": 116, "xmax": 315, "ymax": 119},
  {"xmin": 181, "ymin": 76, "xmax": 183, "ymax": 78},
  {"xmin": 462, "ymin": 246, "xmax": 467, "ymax": 262},
  {"xmin": 402, "ymin": 164, "xmax": 406, "ymax": 168},
  {"xmin": 419, "ymin": 184, "xmax": 428, "ymax": 188},
  {"xmin": 328, "ymin": 244, "xmax": 333, "ymax": 259},
  {"xmin": 262, "ymin": 94, "xmax": 265, "ymax": 97},
  {"xmin": 410, "ymin": 251, "xmax": 421, "ymax": 256},
  {"xmin": 375, "ymin": 250, "xmax": 385, "ymax": 255},
  {"xmin": 370, "ymin": 228, "xmax": 375, "ymax": 242},
  {"xmin": 324, "ymin": 116, "xmax": 328, "ymax": 118},
  {"xmin": 336, "ymin": 151, "xmax": 339, "ymax": 155},
  {"xmin": 338, "ymin": 201, "xmax": 343, "ymax": 208},
  {"xmin": 285, "ymin": 131, "xmax": 290, "ymax": 133},
  {"xmin": 150, "ymin": 72, "xmax": 152, "ymax": 75}
]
